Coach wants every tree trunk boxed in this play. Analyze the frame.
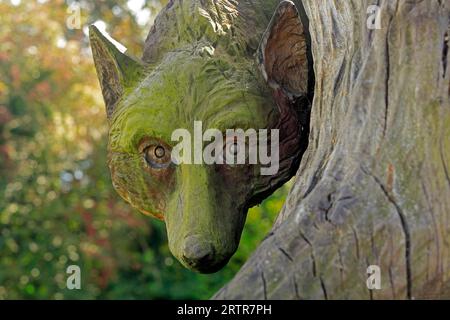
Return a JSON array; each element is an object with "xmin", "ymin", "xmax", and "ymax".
[{"xmin": 214, "ymin": 0, "xmax": 450, "ymax": 299}]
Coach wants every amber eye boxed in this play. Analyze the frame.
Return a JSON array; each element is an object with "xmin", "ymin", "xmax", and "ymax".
[
  {"xmin": 222, "ymin": 137, "xmax": 244, "ymax": 165},
  {"xmin": 144, "ymin": 144, "xmax": 171, "ymax": 169},
  {"xmin": 154, "ymin": 146, "xmax": 165, "ymax": 158}
]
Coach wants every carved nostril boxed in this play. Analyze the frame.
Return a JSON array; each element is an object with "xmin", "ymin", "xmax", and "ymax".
[{"xmin": 182, "ymin": 235, "xmax": 214, "ymax": 268}]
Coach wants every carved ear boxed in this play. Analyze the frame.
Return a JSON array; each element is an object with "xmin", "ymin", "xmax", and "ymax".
[
  {"xmin": 258, "ymin": 1, "xmax": 309, "ymax": 97},
  {"xmin": 89, "ymin": 25, "xmax": 145, "ymax": 119}
]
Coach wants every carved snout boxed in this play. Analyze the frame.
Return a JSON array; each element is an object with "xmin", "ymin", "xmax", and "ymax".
[{"xmin": 165, "ymin": 165, "xmax": 245, "ymax": 273}]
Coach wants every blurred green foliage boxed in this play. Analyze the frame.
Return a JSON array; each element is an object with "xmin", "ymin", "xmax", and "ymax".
[{"xmin": 0, "ymin": 0, "xmax": 290, "ymax": 299}]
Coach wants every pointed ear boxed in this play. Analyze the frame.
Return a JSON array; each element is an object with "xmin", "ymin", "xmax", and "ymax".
[
  {"xmin": 258, "ymin": 1, "xmax": 309, "ymax": 97},
  {"xmin": 89, "ymin": 25, "xmax": 145, "ymax": 119}
]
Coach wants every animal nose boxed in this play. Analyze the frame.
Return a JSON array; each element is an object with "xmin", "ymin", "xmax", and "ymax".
[{"xmin": 182, "ymin": 235, "xmax": 215, "ymax": 270}]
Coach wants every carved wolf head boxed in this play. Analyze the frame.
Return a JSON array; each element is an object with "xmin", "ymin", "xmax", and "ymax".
[{"xmin": 90, "ymin": 0, "xmax": 311, "ymax": 273}]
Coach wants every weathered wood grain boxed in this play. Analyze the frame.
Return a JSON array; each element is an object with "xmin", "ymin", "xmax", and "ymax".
[{"xmin": 215, "ymin": 0, "xmax": 450, "ymax": 299}]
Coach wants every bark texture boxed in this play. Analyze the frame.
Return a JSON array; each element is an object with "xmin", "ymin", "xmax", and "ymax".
[{"xmin": 215, "ymin": 0, "xmax": 450, "ymax": 299}]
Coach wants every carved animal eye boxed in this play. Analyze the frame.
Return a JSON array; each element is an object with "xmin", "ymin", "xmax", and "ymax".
[
  {"xmin": 223, "ymin": 137, "xmax": 246, "ymax": 165},
  {"xmin": 144, "ymin": 144, "xmax": 171, "ymax": 169},
  {"xmin": 228, "ymin": 141, "xmax": 240, "ymax": 156},
  {"xmin": 154, "ymin": 146, "xmax": 165, "ymax": 158}
]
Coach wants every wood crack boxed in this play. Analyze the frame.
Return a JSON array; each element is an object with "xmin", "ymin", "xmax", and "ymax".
[
  {"xmin": 278, "ymin": 246, "xmax": 294, "ymax": 262},
  {"xmin": 440, "ymin": 138, "xmax": 450, "ymax": 190},
  {"xmin": 319, "ymin": 276, "xmax": 328, "ymax": 300},
  {"xmin": 383, "ymin": 14, "xmax": 393, "ymax": 136},
  {"xmin": 261, "ymin": 271, "xmax": 267, "ymax": 300},
  {"xmin": 351, "ymin": 226, "xmax": 361, "ymax": 259},
  {"xmin": 361, "ymin": 166, "xmax": 412, "ymax": 299},
  {"xmin": 442, "ymin": 31, "xmax": 448, "ymax": 78},
  {"xmin": 292, "ymin": 275, "xmax": 301, "ymax": 299},
  {"xmin": 299, "ymin": 230, "xmax": 317, "ymax": 277}
]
